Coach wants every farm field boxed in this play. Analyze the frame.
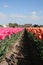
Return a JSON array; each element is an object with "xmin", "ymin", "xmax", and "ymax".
[
  {"xmin": 0, "ymin": 0, "xmax": 43, "ymax": 65},
  {"xmin": 0, "ymin": 27, "xmax": 43, "ymax": 65}
]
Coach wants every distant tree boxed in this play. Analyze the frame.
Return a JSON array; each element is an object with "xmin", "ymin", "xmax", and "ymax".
[
  {"xmin": 8, "ymin": 23, "xmax": 18, "ymax": 27},
  {"xmin": 0, "ymin": 25, "xmax": 3, "ymax": 27},
  {"xmin": 13, "ymin": 23, "xmax": 18, "ymax": 27},
  {"xmin": 33, "ymin": 24, "xmax": 39, "ymax": 27},
  {"xmin": 8, "ymin": 23, "xmax": 13, "ymax": 27}
]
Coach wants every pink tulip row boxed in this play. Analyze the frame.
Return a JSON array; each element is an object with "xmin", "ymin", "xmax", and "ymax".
[{"xmin": 0, "ymin": 27, "xmax": 24, "ymax": 40}]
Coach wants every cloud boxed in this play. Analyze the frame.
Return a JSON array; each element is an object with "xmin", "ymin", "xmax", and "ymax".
[
  {"xmin": 10, "ymin": 13, "xmax": 43, "ymax": 21},
  {"xmin": 32, "ymin": 10, "xmax": 43, "ymax": 15},
  {"xmin": 9, "ymin": 14, "xmax": 39, "ymax": 20},
  {"xmin": 3, "ymin": 4, "xmax": 8, "ymax": 8},
  {"xmin": 32, "ymin": 11, "xmax": 37, "ymax": 15},
  {"xmin": 30, "ymin": 15, "xmax": 39, "ymax": 20},
  {"xmin": 10, "ymin": 14, "xmax": 25, "ymax": 18},
  {"xmin": 10, "ymin": 14, "xmax": 30, "ymax": 19},
  {"xmin": 0, "ymin": 12, "xmax": 43, "ymax": 25}
]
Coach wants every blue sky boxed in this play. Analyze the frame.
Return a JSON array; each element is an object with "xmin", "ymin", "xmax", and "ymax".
[{"xmin": 0, "ymin": 0, "xmax": 43, "ymax": 25}]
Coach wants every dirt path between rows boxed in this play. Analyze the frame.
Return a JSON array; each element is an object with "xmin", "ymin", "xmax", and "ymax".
[{"xmin": 0, "ymin": 41, "xmax": 21, "ymax": 65}]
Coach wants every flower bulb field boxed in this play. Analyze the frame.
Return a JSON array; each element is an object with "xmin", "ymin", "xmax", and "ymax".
[
  {"xmin": 0, "ymin": 28, "xmax": 24, "ymax": 40},
  {"xmin": 26, "ymin": 27, "xmax": 43, "ymax": 40},
  {"xmin": 0, "ymin": 27, "xmax": 43, "ymax": 65},
  {"xmin": 0, "ymin": 27, "xmax": 24, "ymax": 62}
]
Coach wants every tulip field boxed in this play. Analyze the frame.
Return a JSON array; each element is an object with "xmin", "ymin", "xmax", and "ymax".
[
  {"xmin": 0, "ymin": 27, "xmax": 43, "ymax": 64},
  {"xmin": 26, "ymin": 27, "xmax": 43, "ymax": 61},
  {"xmin": 0, "ymin": 28, "xmax": 24, "ymax": 40},
  {"xmin": 26, "ymin": 27, "xmax": 43, "ymax": 40},
  {"xmin": 0, "ymin": 27, "xmax": 24, "ymax": 61}
]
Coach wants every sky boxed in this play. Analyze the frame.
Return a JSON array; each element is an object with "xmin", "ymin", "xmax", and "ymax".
[{"xmin": 0, "ymin": 0, "xmax": 43, "ymax": 25}]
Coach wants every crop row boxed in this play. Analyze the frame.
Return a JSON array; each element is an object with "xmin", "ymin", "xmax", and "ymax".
[
  {"xmin": 26, "ymin": 27, "xmax": 43, "ymax": 40},
  {"xmin": 26, "ymin": 27, "xmax": 43, "ymax": 60},
  {"xmin": 0, "ymin": 28, "xmax": 24, "ymax": 62}
]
